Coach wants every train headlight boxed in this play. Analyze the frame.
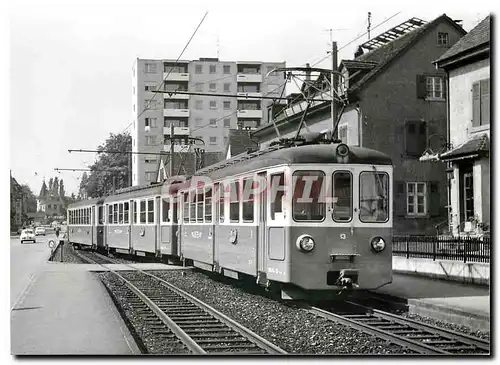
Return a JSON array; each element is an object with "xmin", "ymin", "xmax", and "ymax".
[
  {"xmin": 296, "ymin": 234, "xmax": 315, "ymax": 252},
  {"xmin": 336, "ymin": 143, "xmax": 349, "ymax": 157},
  {"xmin": 370, "ymin": 236, "xmax": 386, "ymax": 252}
]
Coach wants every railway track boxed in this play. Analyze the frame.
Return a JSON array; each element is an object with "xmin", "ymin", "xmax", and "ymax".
[
  {"xmin": 303, "ymin": 301, "xmax": 490, "ymax": 355},
  {"xmin": 75, "ymin": 250, "xmax": 287, "ymax": 355}
]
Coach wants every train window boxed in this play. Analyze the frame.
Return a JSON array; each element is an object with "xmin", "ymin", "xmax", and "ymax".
[
  {"xmin": 133, "ymin": 201, "xmax": 138, "ymax": 224},
  {"xmin": 98, "ymin": 206, "xmax": 104, "ymax": 224},
  {"xmin": 140, "ymin": 200, "xmax": 146, "ymax": 223},
  {"xmin": 108, "ymin": 205, "xmax": 112, "ymax": 224},
  {"xmin": 270, "ymin": 173, "xmax": 285, "ymax": 220},
  {"xmin": 230, "ymin": 180, "xmax": 240, "ymax": 222},
  {"xmin": 183, "ymin": 193, "xmax": 189, "ymax": 223},
  {"xmin": 78, "ymin": 209, "xmax": 81, "ymax": 225},
  {"xmin": 113, "ymin": 203, "xmax": 118, "ymax": 224},
  {"xmin": 196, "ymin": 188, "xmax": 204, "ymax": 223},
  {"xmin": 242, "ymin": 178, "xmax": 254, "ymax": 222},
  {"xmin": 190, "ymin": 191, "xmax": 196, "ymax": 223},
  {"xmin": 119, "ymin": 203, "xmax": 124, "ymax": 224},
  {"xmin": 359, "ymin": 171, "xmax": 389, "ymax": 223},
  {"xmin": 218, "ymin": 183, "xmax": 225, "ymax": 223},
  {"xmin": 147, "ymin": 199, "xmax": 154, "ymax": 223},
  {"xmin": 205, "ymin": 186, "xmax": 212, "ymax": 223},
  {"xmin": 292, "ymin": 170, "xmax": 326, "ymax": 222},
  {"xmin": 162, "ymin": 198, "xmax": 170, "ymax": 223},
  {"xmin": 124, "ymin": 202, "xmax": 129, "ymax": 224},
  {"xmin": 332, "ymin": 171, "xmax": 353, "ymax": 222}
]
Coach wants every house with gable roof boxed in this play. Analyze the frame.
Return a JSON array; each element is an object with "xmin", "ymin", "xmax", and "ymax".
[
  {"xmin": 434, "ymin": 15, "xmax": 490, "ymax": 236},
  {"xmin": 252, "ymin": 14, "xmax": 467, "ymax": 234}
]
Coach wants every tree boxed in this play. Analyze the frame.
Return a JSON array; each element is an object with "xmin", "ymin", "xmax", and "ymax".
[
  {"xmin": 48, "ymin": 177, "xmax": 53, "ymax": 193},
  {"xmin": 53, "ymin": 177, "xmax": 59, "ymax": 196},
  {"xmin": 59, "ymin": 179, "xmax": 65, "ymax": 197},
  {"xmin": 21, "ymin": 184, "xmax": 37, "ymax": 213},
  {"xmin": 39, "ymin": 180, "xmax": 48, "ymax": 197},
  {"xmin": 80, "ymin": 132, "xmax": 132, "ymax": 198},
  {"xmin": 79, "ymin": 172, "xmax": 88, "ymax": 199}
]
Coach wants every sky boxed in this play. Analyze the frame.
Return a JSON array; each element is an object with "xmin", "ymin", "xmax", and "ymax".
[{"xmin": 6, "ymin": 0, "xmax": 493, "ymax": 197}]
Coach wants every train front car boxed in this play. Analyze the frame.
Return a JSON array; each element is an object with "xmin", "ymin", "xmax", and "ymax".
[{"xmin": 276, "ymin": 144, "xmax": 393, "ymax": 300}]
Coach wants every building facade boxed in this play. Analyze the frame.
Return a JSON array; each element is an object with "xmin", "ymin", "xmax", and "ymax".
[
  {"xmin": 435, "ymin": 15, "xmax": 490, "ymax": 236},
  {"xmin": 132, "ymin": 58, "xmax": 286, "ymax": 186},
  {"xmin": 252, "ymin": 14, "xmax": 466, "ymax": 235}
]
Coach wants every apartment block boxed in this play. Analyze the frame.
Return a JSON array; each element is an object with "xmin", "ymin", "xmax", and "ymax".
[{"xmin": 132, "ymin": 58, "xmax": 285, "ymax": 186}]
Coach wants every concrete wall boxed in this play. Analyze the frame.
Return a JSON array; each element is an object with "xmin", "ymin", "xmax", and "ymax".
[
  {"xmin": 448, "ymin": 58, "xmax": 490, "ymax": 147},
  {"xmin": 393, "ymin": 256, "xmax": 489, "ymax": 285}
]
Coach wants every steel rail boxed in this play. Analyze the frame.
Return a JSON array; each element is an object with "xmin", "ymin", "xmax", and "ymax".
[
  {"xmin": 76, "ymin": 250, "xmax": 286, "ymax": 355},
  {"xmin": 74, "ymin": 251, "xmax": 205, "ymax": 354},
  {"xmin": 345, "ymin": 300, "xmax": 490, "ymax": 352}
]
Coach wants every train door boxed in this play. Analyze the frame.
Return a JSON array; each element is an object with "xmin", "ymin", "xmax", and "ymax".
[
  {"xmin": 257, "ymin": 172, "xmax": 267, "ymax": 280},
  {"xmin": 155, "ymin": 196, "xmax": 161, "ymax": 256},
  {"xmin": 97, "ymin": 205, "xmax": 104, "ymax": 249},
  {"xmin": 91, "ymin": 205, "xmax": 96, "ymax": 249},
  {"xmin": 171, "ymin": 196, "xmax": 179, "ymax": 257},
  {"xmin": 128, "ymin": 200, "xmax": 133, "ymax": 253}
]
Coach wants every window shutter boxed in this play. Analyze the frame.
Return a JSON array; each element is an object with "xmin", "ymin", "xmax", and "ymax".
[
  {"xmin": 480, "ymin": 79, "xmax": 490, "ymax": 126},
  {"xmin": 472, "ymin": 82, "xmax": 480, "ymax": 127},
  {"xmin": 416, "ymin": 75, "xmax": 427, "ymax": 99},
  {"xmin": 394, "ymin": 181, "xmax": 406, "ymax": 217},
  {"xmin": 428, "ymin": 181, "xmax": 441, "ymax": 217},
  {"xmin": 405, "ymin": 122, "xmax": 417, "ymax": 156},
  {"xmin": 441, "ymin": 77, "xmax": 447, "ymax": 99},
  {"xmin": 418, "ymin": 122, "xmax": 427, "ymax": 155}
]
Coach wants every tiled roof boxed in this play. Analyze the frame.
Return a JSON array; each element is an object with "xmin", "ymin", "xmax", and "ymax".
[
  {"xmin": 440, "ymin": 134, "xmax": 489, "ymax": 160},
  {"xmin": 435, "ymin": 15, "xmax": 490, "ymax": 64},
  {"xmin": 346, "ymin": 14, "xmax": 465, "ymax": 93},
  {"xmin": 341, "ymin": 60, "xmax": 378, "ymax": 70}
]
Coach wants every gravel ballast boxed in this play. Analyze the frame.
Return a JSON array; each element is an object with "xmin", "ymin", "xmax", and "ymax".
[{"xmin": 127, "ymin": 270, "xmax": 415, "ymax": 355}]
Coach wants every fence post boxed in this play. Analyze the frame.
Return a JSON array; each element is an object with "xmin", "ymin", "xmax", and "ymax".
[
  {"xmin": 464, "ymin": 236, "xmax": 468, "ymax": 263},
  {"xmin": 433, "ymin": 237, "xmax": 437, "ymax": 261},
  {"xmin": 406, "ymin": 234, "xmax": 409, "ymax": 259}
]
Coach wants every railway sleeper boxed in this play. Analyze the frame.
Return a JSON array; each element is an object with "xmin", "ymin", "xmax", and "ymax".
[
  {"xmin": 440, "ymin": 345, "xmax": 478, "ymax": 352},
  {"xmin": 195, "ymin": 339, "xmax": 253, "ymax": 344},
  {"xmin": 202, "ymin": 344, "xmax": 261, "ymax": 351},
  {"xmin": 188, "ymin": 333, "xmax": 243, "ymax": 339},
  {"xmin": 424, "ymin": 340, "xmax": 461, "ymax": 345},
  {"xmin": 180, "ymin": 324, "xmax": 227, "ymax": 329}
]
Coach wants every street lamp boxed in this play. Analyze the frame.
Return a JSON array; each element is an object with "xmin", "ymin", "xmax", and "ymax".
[{"xmin": 418, "ymin": 134, "xmax": 451, "ymax": 162}]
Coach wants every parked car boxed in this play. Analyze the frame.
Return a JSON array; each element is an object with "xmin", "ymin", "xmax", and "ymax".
[
  {"xmin": 35, "ymin": 227, "xmax": 46, "ymax": 236},
  {"xmin": 20, "ymin": 229, "xmax": 36, "ymax": 244}
]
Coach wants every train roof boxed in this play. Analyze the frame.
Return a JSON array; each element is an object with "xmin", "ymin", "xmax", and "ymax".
[{"xmin": 196, "ymin": 142, "xmax": 392, "ymax": 180}]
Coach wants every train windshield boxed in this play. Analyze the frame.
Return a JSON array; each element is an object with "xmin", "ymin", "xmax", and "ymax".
[
  {"xmin": 292, "ymin": 170, "xmax": 326, "ymax": 221},
  {"xmin": 332, "ymin": 171, "xmax": 353, "ymax": 222},
  {"xmin": 359, "ymin": 170, "xmax": 389, "ymax": 222}
]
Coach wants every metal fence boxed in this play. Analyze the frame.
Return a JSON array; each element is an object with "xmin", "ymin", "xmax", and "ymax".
[{"xmin": 393, "ymin": 235, "xmax": 490, "ymax": 263}]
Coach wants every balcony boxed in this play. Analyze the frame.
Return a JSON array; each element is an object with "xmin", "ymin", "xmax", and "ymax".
[
  {"xmin": 163, "ymin": 91, "xmax": 190, "ymax": 100},
  {"xmin": 237, "ymin": 92, "xmax": 262, "ymax": 100},
  {"xmin": 237, "ymin": 110, "xmax": 263, "ymax": 119},
  {"xmin": 163, "ymin": 72, "xmax": 189, "ymax": 82},
  {"xmin": 163, "ymin": 109, "xmax": 190, "ymax": 118},
  {"xmin": 237, "ymin": 74, "xmax": 262, "ymax": 83},
  {"xmin": 163, "ymin": 126, "xmax": 190, "ymax": 136},
  {"xmin": 163, "ymin": 144, "xmax": 191, "ymax": 153}
]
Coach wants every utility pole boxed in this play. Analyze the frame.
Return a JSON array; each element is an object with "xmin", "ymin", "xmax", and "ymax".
[
  {"xmin": 128, "ymin": 152, "xmax": 132, "ymax": 186},
  {"xmin": 368, "ymin": 12, "xmax": 372, "ymax": 40},
  {"xmin": 169, "ymin": 122, "xmax": 175, "ymax": 178},
  {"xmin": 331, "ymin": 38, "xmax": 338, "ymax": 139}
]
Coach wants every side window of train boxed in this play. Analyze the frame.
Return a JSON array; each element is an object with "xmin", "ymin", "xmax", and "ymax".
[
  {"xmin": 133, "ymin": 201, "xmax": 138, "ymax": 224},
  {"xmin": 205, "ymin": 186, "xmax": 212, "ymax": 223},
  {"xmin": 98, "ymin": 206, "xmax": 103, "ymax": 224},
  {"xmin": 183, "ymin": 193, "xmax": 189, "ymax": 223},
  {"xmin": 113, "ymin": 203, "xmax": 118, "ymax": 224},
  {"xmin": 124, "ymin": 202, "xmax": 129, "ymax": 224},
  {"xmin": 196, "ymin": 188, "xmax": 204, "ymax": 223},
  {"xmin": 119, "ymin": 203, "xmax": 124, "ymax": 224},
  {"xmin": 147, "ymin": 198, "xmax": 154, "ymax": 224},
  {"xmin": 162, "ymin": 197, "xmax": 170, "ymax": 223},
  {"xmin": 140, "ymin": 200, "xmax": 146, "ymax": 224},
  {"xmin": 190, "ymin": 190, "xmax": 196, "ymax": 223},
  {"xmin": 332, "ymin": 171, "xmax": 353, "ymax": 222},
  {"xmin": 242, "ymin": 177, "xmax": 254, "ymax": 222},
  {"xmin": 107, "ymin": 205, "xmax": 112, "ymax": 224},
  {"xmin": 270, "ymin": 172, "xmax": 285, "ymax": 220},
  {"xmin": 218, "ymin": 183, "xmax": 225, "ymax": 223},
  {"xmin": 230, "ymin": 180, "xmax": 240, "ymax": 222}
]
